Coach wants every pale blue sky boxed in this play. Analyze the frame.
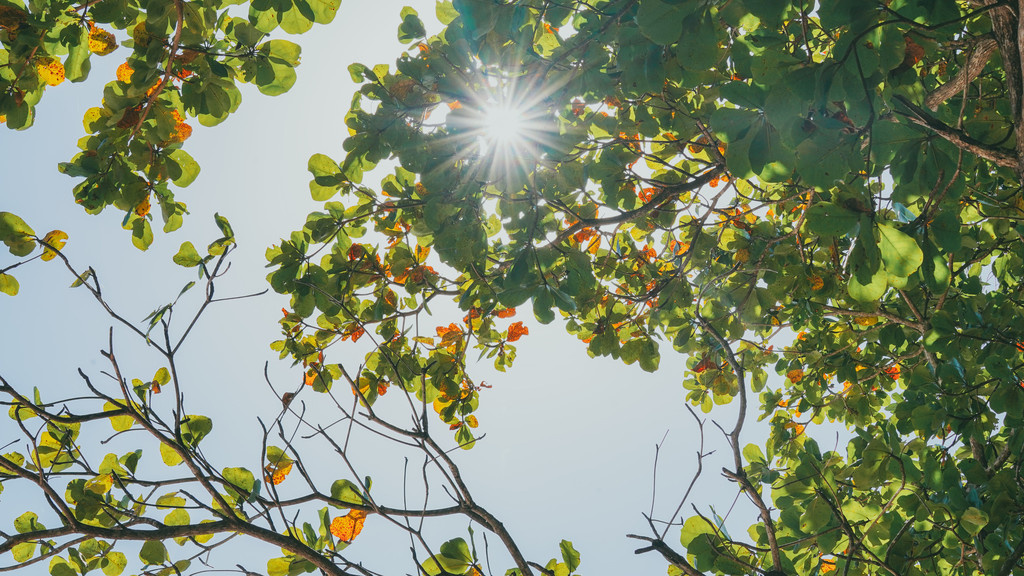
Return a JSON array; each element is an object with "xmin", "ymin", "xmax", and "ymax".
[{"xmin": 0, "ymin": 2, "xmax": 776, "ymax": 573}]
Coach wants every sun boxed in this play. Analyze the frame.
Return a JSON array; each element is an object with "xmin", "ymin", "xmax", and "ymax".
[
  {"xmin": 437, "ymin": 62, "xmax": 564, "ymax": 184},
  {"xmin": 480, "ymin": 103, "xmax": 529, "ymax": 149}
]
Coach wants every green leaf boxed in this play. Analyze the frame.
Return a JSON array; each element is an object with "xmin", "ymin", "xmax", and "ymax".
[
  {"xmin": 131, "ymin": 218, "xmax": 153, "ymax": 251},
  {"xmin": 164, "ymin": 508, "xmax": 190, "ymax": 526},
  {"xmin": 679, "ymin": 515, "xmax": 715, "ymax": 547},
  {"xmin": 180, "ymin": 415, "xmax": 213, "ymax": 447},
  {"xmin": 14, "ymin": 511, "xmax": 42, "ymax": 533},
  {"xmin": 0, "ymin": 212, "xmax": 36, "ymax": 256},
  {"xmin": 172, "ymin": 242, "xmax": 202, "ymax": 267},
  {"xmin": 0, "ymin": 272, "xmax": 18, "ymax": 296},
  {"xmin": 159, "ymin": 442, "xmax": 183, "ymax": 466},
  {"xmin": 929, "ymin": 210, "xmax": 961, "ymax": 252},
  {"xmin": 877, "ymin": 223, "xmax": 923, "ymax": 277},
  {"xmin": 961, "ymin": 507, "xmax": 989, "ymax": 535},
  {"xmin": 12, "ymin": 541, "xmax": 36, "ymax": 562},
  {"xmin": 223, "ymin": 467, "xmax": 256, "ymax": 493},
  {"xmin": 103, "ymin": 402, "xmax": 134, "ymax": 432},
  {"xmin": 49, "ymin": 557, "xmax": 77, "ymax": 576},
  {"xmin": 100, "ymin": 551, "xmax": 127, "ymax": 576},
  {"xmin": 156, "ymin": 493, "xmax": 186, "ymax": 509},
  {"xmin": 397, "ymin": 6, "xmax": 426, "ymax": 43},
  {"xmin": 262, "ymin": 39, "xmax": 301, "ymax": 66},
  {"xmin": 424, "ymin": 537, "xmax": 472, "ymax": 573},
  {"xmin": 267, "ymin": 557, "xmax": 290, "ymax": 576},
  {"xmin": 635, "ymin": 0, "xmax": 692, "ymax": 45},
  {"xmin": 168, "ymin": 149, "xmax": 200, "ymax": 187},
  {"xmin": 803, "ymin": 202, "xmax": 859, "ymax": 237},
  {"xmin": 213, "ymin": 213, "xmax": 234, "ymax": 240},
  {"xmin": 799, "ymin": 497, "xmax": 833, "ymax": 533},
  {"xmin": 139, "ymin": 541, "xmax": 167, "ymax": 565},
  {"xmin": 330, "ymin": 479, "xmax": 364, "ymax": 505},
  {"xmin": 309, "ymin": 0, "xmax": 339, "ymax": 23},
  {"xmin": 559, "ymin": 540, "xmax": 580, "ymax": 572},
  {"xmin": 308, "ymin": 153, "xmax": 344, "ymax": 200},
  {"xmin": 153, "ymin": 368, "xmax": 171, "ymax": 386}
]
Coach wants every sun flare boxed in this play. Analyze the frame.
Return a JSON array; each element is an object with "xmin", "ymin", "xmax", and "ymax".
[{"xmin": 481, "ymin": 103, "xmax": 529, "ymax": 149}]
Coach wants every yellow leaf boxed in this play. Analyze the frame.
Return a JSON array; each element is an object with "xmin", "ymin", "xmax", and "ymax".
[
  {"xmin": 35, "ymin": 57, "xmax": 65, "ymax": 86},
  {"xmin": 465, "ymin": 415, "xmax": 478, "ymax": 428},
  {"xmin": 135, "ymin": 196, "xmax": 151, "ymax": 217},
  {"xmin": 88, "ymin": 26, "xmax": 118, "ymax": 55},
  {"xmin": 330, "ymin": 509, "xmax": 367, "ymax": 542},
  {"xmin": 40, "ymin": 230, "xmax": 68, "ymax": 262},
  {"xmin": 82, "ymin": 107, "xmax": 107, "ymax": 132}
]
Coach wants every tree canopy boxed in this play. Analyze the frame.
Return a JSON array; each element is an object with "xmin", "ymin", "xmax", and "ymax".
[{"xmin": 2, "ymin": 0, "xmax": 1024, "ymax": 576}]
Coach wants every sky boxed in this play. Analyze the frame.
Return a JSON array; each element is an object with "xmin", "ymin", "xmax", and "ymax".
[{"xmin": 0, "ymin": 2, "xmax": 780, "ymax": 574}]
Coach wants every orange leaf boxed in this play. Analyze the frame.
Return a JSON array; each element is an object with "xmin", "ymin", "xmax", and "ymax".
[
  {"xmin": 494, "ymin": 307, "xmax": 516, "ymax": 318},
  {"xmin": 506, "ymin": 321, "xmax": 529, "ymax": 342},
  {"xmin": 264, "ymin": 461, "xmax": 293, "ymax": 485},
  {"xmin": 692, "ymin": 355, "xmax": 717, "ymax": 373},
  {"xmin": 330, "ymin": 509, "xmax": 368, "ymax": 542},
  {"xmin": 116, "ymin": 62, "xmax": 133, "ymax": 83}
]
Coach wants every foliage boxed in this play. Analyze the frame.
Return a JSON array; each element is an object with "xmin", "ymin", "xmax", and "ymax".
[{"xmin": 3, "ymin": 0, "xmax": 1024, "ymax": 576}]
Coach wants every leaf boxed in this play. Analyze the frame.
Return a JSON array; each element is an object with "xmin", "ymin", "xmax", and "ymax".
[
  {"xmin": 0, "ymin": 273, "xmax": 18, "ymax": 296},
  {"xmin": 0, "ymin": 212, "xmax": 36, "ymax": 256},
  {"xmin": 40, "ymin": 230, "xmax": 68, "ymax": 261},
  {"xmin": 961, "ymin": 507, "xmax": 989, "ymax": 535},
  {"xmin": 421, "ymin": 537, "xmax": 473, "ymax": 574},
  {"xmin": 14, "ymin": 511, "xmax": 43, "ymax": 533},
  {"xmin": 223, "ymin": 467, "xmax": 256, "ymax": 493},
  {"xmin": 159, "ymin": 442, "xmax": 183, "ymax": 466},
  {"xmin": 70, "ymin": 268, "xmax": 93, "ymax": 288},
  {"xmin": 679, "ymin": 515, "xmax": 715, "ymax": 547},
  {"xmin": 308, "ymin": 153, "xmax": 344, "ymax": 200},
  {"xmin": 49, "ymin": 557, "xmax": 77, "ymax": 576},
  {"xmin": 213, "ymin": 213, "xmax": 234, "ymax": 240},
  {"xmin": 635, "ymin": 0, "xmax": 692, "ymax": 45},
  {"xmin": 130, "ymin": 218, "xmax": 153, "ymax": 251},
  {"xmin": 139, "ymin": 541, "xmax": 167, "ymax": 565},
  {"xmin": 180, "ymin": 415, "xmax": 213, "ymax": 447},
  {"xmin": 330, "ymin": 479, "xmax": 365, "ymax": 505},
  {"xmin": 164, "ymin": 508, "xmax": 190, "ymax": 526},
  {"xmin": 12, "ymin": 542, "xmax": 36, "ymax": 562},
  {"xmin": 329, "ymin": 509, "xmax": 367, "ymax": 542},
  {"xmin": 559, "ymin": 540, "xmax": 580, "ymax": 572},
  {"xmin": 168, "ymin": 149, "xmax": 200, "ymax": 187},
  {"xmin": 172, "ymin": 241, "xmax": 202, "ymax": 267},
  {"xmin": 103, "ymin": 401, "xmax": 134, "ymax": 431},
  {"xmin": 397, "ymin": 6, "xmax": 426, "ymax": 43},
  {"xmin": 877, "ymin": 223, "xmax": 923, "ymax": 277},
  {"xmin": 803, "ymin": 202, "xmax": 859, "ymax": 237},
  {"xmin": 100, "ymin": 551, "xmax": 127, "ymax": 576}
]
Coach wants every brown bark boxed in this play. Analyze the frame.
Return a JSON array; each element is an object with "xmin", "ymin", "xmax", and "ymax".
[{"xmin": 985, "ymin": 0, "xmax": 1024, "ymax": 176}]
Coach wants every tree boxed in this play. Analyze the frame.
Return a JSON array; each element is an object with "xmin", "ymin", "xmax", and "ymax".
[{"xmin": 2, "ymin": 0, "xmax": 1024, "ymax": 575}]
